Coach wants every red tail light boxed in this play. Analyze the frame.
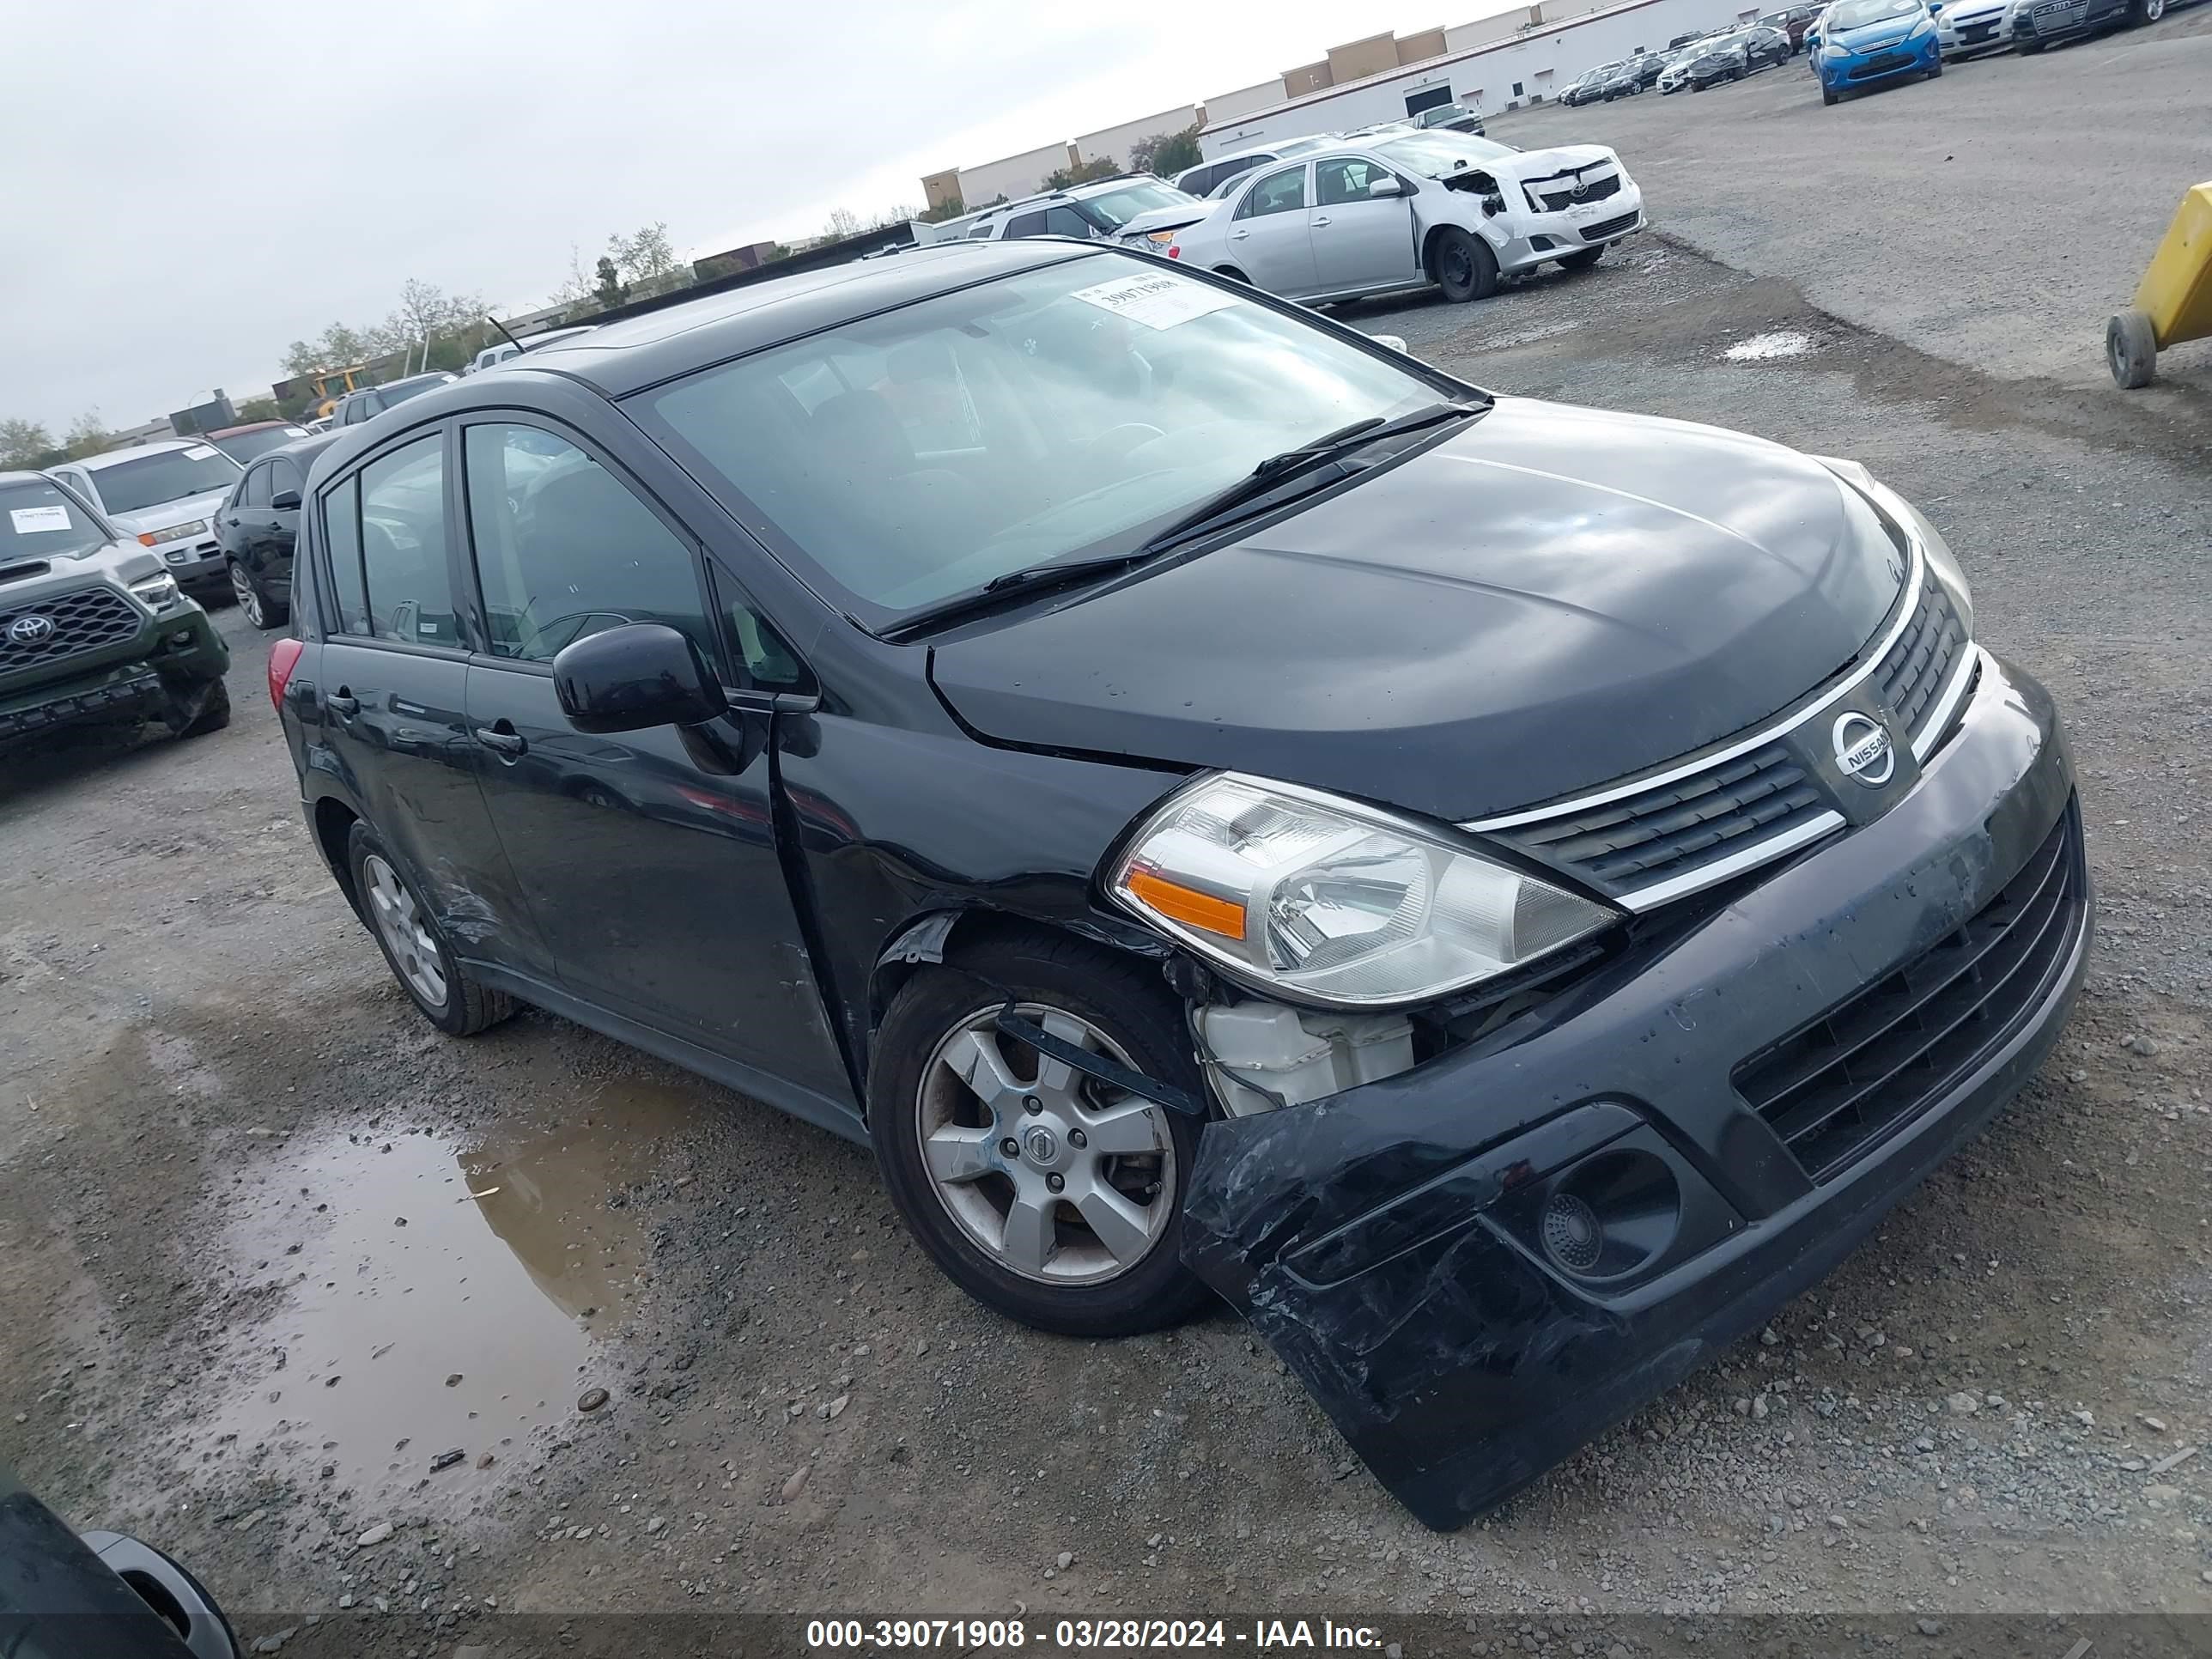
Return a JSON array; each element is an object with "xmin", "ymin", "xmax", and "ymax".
[
  {"xmin": 268, "ymin": 637, "xmax": 304, "ymax": 713},
  {"xmin": 1167, "ymin": 245, "xmax": 1181, "ymax": 258}
]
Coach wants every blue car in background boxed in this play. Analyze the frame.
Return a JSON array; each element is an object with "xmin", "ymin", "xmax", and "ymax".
[{"xmin": 1811, "ymin": 0, "xmax": 1943, "ymax": 103}]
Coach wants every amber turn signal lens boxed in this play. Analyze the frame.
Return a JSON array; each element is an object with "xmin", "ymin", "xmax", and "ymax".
[{"xmin": 1126, "ymin": 868, "xmax": 1246, "ymax": 939}]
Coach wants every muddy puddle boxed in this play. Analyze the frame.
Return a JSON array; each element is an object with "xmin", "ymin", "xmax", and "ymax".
[{"xmin": 195, "ymin": 1080, "xmax": 704, "ymax": 1501}]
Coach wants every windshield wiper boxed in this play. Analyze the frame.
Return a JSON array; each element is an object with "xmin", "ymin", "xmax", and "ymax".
[
  {"xmin": 876, "ymin": 550, "xmax": 1162, "ymax": 642},
  {"xmin": 1139, "ymin": 400, "xmax": 1485, "ymax": 556}
]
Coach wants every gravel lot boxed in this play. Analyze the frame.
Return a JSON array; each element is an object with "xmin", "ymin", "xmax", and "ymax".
[{"xmin": 5, "ymin": 49, "xmax": 2212, "ymax": 1651}]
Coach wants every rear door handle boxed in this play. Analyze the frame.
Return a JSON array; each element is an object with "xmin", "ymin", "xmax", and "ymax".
[
  {"xmin": 474, "ymin": 724, "xmax": 527, "ymax": 758},
  {"xmin": 325, "ymin": 690, "xmax": 359, "ymax": 717},
  {"xmin": 1230, "ymin": 228, "xmax": 1250, "ymax": 240}
]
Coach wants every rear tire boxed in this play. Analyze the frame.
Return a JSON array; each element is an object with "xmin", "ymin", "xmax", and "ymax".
[
  {"xmin": 345, "ymin": 821, "xmax": 517, "ymax": 1037},
  {"xmin": 870, "ymin": 930, "xmax": 1212, "ymax": 1338},
  {"xmin": 1559, "ymin": 245, "xmax": 1606, "ymax": 271}
]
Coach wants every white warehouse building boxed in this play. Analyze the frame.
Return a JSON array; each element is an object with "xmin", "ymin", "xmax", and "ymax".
[{"xmin": 1199, "ymin": 0, "xmax": 1759, "ymax": 159}]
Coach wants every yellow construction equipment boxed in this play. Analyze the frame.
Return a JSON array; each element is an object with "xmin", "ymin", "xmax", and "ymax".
[
  {"xmin": 2108, "ymin": 179, "xmax": 2212, "ymax": 389},
  {"xmin": 305, "ymin": 365, "xmax": 374, "ymax": 421}
]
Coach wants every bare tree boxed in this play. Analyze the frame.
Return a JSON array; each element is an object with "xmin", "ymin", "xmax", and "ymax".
[
  {"xmin": 823, "ymin": 207, "xmax": 863, "ymax": 240},
  {"xmin": 63, "ymin": 410, "xmax": 113, "ymax": 460},
  {"xmin": 550, "ymin": 243, "xmax": 597, "ymax": 304},
  {"xmin": 611, "ymin": 222, "xmax": 682, "ymax": 283}
]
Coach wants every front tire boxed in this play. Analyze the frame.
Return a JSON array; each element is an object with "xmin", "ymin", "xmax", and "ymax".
[
  {"xmin": 1927, "ymin": 55, "xmax": 1944, "ymax": 74},
  {"xmin": 346, "ymin": 821, "xmax": 516, "ymax": 1037},
  {"xmin": 870, "ymin": 931, "xmax": 1211, "ymax": 1338},
  {"xmin": 1822, "ymin": 81, "xmax": 1841, "ymax": 101},
  {"xmin": 1559, "ymin": 244, "xmax": 1606, "ymax": 271},
  {"xmin": 160, "ymin": 675, "xmax": 229, "ymax": 738},
  {"xmin": 1432, "ymin": 227, "xmax": 1499, "ymax": 302}
]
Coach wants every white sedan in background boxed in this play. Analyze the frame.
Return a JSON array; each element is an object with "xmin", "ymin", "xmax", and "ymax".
[
  {"xmin": 1115, "ymin": 131, "xmax": 1644, "ymax": 305},
  {"xmin": 1935, "ymin": 0, "xmax": 2012, "ymax": 53}
]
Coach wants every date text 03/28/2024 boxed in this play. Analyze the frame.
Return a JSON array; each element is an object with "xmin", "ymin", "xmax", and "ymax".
[{"xmin": 805, "ymin": 1619, "xmax": 1389, "ymax": 1650}]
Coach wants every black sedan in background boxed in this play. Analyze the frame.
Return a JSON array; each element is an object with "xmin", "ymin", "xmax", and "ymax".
[
  {"xmin": 271, "ymin": 240, "xmax": 2087, "ymax": 1530},
  {"xmin": 212, "ymin": 432, "xmax": 334, "ymax": 629}
]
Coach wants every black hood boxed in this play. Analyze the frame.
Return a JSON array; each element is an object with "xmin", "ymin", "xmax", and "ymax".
[{"xmin": 927, "ymin": 397, "xmax": 1905, "ymax": 823}]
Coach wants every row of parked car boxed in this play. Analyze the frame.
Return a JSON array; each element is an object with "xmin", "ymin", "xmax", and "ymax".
[{"xmin": 1562, "ymin": 0, "xmax": 2186, "ymax": 111}]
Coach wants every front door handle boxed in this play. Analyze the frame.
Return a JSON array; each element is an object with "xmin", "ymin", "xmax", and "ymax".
[
  {"xmin": 1312, "ymin": 215, "xmax": 1333, "ymax": 227},
  {"xmin": 325, "ymin": 690, "xmax": 359, "ymax": 717},
  {"xmin": 474, "ymin": 724, "xmax": 527, "ymax": 758},
  {"xmin": 1230, "ymin": 228, "xmax": 1251, "ymax": 240}
]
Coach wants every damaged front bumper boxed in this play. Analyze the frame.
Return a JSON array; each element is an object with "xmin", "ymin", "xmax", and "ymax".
[
  {"xmin": 1179, "ymin": 651, "xmax": 2089, "ymax": 1530},
  {"xmin": 1495, "ymin": 198, "xmax": 1647, "ymax": 276}
]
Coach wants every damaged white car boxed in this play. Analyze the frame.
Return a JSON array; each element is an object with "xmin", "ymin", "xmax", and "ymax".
[{"xmin": 1114, "ymin": 131, "xmax": 1645, "ymax": 304}]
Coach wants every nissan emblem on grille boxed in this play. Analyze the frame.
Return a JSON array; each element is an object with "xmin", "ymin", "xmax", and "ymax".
[
  {"xmin": 1832, "ymin": 712, "xmax": 1894, "ymax": 787},
  {"xmin": 8, "ymin": 615, "xmax": 56, "ymax": 645}
]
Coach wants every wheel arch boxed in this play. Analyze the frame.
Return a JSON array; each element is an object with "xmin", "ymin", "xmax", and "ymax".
[
  {"xmin": 311, "ymin": 792, "xmax": 366, "ymax": 920},
  {"xmin": 863, "ymin": 907, "xmax": 1174, "ymax": 1116}
]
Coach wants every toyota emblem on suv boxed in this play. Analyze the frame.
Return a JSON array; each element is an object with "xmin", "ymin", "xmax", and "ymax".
[
  {"xmin": 1832, "ymin": 711, "xmax": 1895, "ymax": 787},
  {"xmin": 7, "ymin": 614, "xmax": 56, "ymax": 646}
]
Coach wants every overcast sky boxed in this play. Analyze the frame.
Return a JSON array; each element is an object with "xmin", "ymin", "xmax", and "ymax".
[{"xmin": 0, "ymin": 1, "xmax": 1518, "ymax": 434}]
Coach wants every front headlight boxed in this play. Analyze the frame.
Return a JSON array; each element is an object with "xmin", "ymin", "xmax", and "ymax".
[
  {"xmin": 137, "ymin": 520, "xmax": 209, "ymax": 547},
  {"xmin": 129, "ymin": 573, "xmax": 183, "ymax": 611},
  {"xmin": 1108, "ymin": 774, "xmax": 1618, "ymax": 1008},
  {"xmin": 1816, "ymin": 456, "xmax": 1974, "ymax": 638}
]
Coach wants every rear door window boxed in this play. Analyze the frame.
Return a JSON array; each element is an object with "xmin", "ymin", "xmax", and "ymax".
[
  {"xmin": 1237, "ymin": 167, "xmax": 1308, "ymax": 219},
  {"xmin": 322, "ymin": 474, "xmax": 371, "ymax": 635},
  {"xmin": 347, "ymin": 434, "xmax": 459, "ymax": 647}
]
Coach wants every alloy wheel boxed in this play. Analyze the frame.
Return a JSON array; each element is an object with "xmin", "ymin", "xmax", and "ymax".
[
  {"xmin": 228, "ymin": 562, "xmax": 264, "ymax": 627},
  {"xmin": 363, "ymin": 853, "xmax": 447, "ymax": 1007},
  {"xmin": 915, "ymin": 1003, "xmax": 1175, "ymax": 1286}
]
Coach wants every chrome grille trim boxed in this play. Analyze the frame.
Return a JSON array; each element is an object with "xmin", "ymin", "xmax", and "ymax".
[
  {"xmin": 1614, "ymin": 810, "xmax": 1846, "ymax": 913},
  {"xmin": 1910, "ymin": 644, "xmax": 1983, "ymax": 763},
  {"xmin": 1461, "ymin": 532, "xmax": 1929, "ymax": 836}
]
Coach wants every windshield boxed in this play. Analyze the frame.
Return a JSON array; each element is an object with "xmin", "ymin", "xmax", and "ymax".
[
  {"xmin": 635, "ymin": 256, "xmax": 1437, "ymax": 623},
  {"xmin": 210, "ymin": 426, "xmax": 310, "ymax": 464},
  {"xmin": 0, "ymin": 478, "xmax": 113, "ymax": 561},
  {"xmin": 1375, "ymin": 131, "xmax": 1517, "ymax": 177},
  {"xmin": 82, "ymin": 447, "xmax": 240, "ymax": 515},
  {"xmin": 1076, "ymin": 182, "xmax": 1194, "ymax": 229},
  {"xmin": 1827, "ymin": 0, "xmax": 1919, "ymax": 24}
]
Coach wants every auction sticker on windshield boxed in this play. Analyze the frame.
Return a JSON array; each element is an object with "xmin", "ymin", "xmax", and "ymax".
[
  {"xmin": 184, "ymin": 445, "xmax": 220, "ymax": 461},
  {"xmin": 1071, "ymin": 271, "xmax": 1242, "ymax": 331},
  {"xmin": 9, "ymin": 506, "xmax": 71, "ymax": 533}
]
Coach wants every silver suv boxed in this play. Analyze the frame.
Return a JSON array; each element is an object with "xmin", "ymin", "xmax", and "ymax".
[{"xmin": 966, "ymin": 173, "xmax": 1200, "ymax": 241}]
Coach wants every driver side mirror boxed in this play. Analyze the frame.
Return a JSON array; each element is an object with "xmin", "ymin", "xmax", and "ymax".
[
  {"xmin": 270, "ymin": 489, "xmax": 301, "ymax": 511},
  {"xmin": 553, "ymin": 621, "xmax": 727, "ymax": 735},
  {"xmin": 1367, "ymin": 175, "xmax": 1405, "ymax": 198}
]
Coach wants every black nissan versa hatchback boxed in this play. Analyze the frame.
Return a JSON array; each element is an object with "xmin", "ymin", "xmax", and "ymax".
[{"xmin": 272, "ymin": 240, "xmax": 2090, "ymax": 1529}]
